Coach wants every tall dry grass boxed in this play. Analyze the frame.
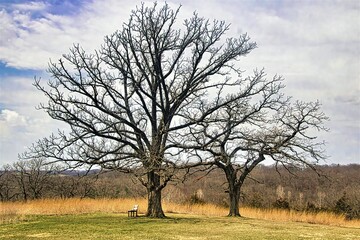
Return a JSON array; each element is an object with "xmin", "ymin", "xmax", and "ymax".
[
  {"xmin": 240, "ymin": 207, "xmax": 360, "ymax": 228},
  {"xmin": 0, "ymin": 198, "xmax": 146, "ymax": 217},
  {"xmin": 1, "ymin": 198, "xmax": 359, "ymax": 227}
]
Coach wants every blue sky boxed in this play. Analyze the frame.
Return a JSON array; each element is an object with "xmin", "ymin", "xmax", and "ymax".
[{"xmin": 0, "ymin": 0, "xmax": 359, "ymax": 166}]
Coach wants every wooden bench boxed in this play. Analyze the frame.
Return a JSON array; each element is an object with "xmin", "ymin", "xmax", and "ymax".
[{"xmin": 128, "ymin": 205, "xmax": 138, "ymax": 217}]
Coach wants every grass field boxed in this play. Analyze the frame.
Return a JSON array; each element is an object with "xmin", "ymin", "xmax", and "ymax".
[
  {"xmin": 1, "ymin": 198, "xmax": 360, "ymax": 239},
  {"xmin": 1, "ymin": 213, "xmax": 360, "ymax": 240}
]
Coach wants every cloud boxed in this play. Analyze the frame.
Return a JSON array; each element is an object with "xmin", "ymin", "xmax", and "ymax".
[
  {"xmin": 0, "ymin": 109, "xmax": 27, "ymax": 127},
  {"xmin": 0, "ymin": 109, "xmax": 28, "ymax": 164},
  {"xmin": 0, "ymin": 0, "xmax": 147, "ymax": 69},
  {"xmin": 0, "ymin": 77, "xmax": 68, "ymax": 165},
  {"xmin": 0, "ymin": 75, "xmax": 69, "ymax": 138},
  {"xmin": 0, "ymin": 9, "xmax": 17, "ymax": 46},
  {"xmin": 0, "ymin": 76, "xmax": 42, "ymax": 110},
  {"xmin": 12, "ymin": 1, "xmax": 49, "ymax": 12},
  {"xmin": 0, "ymin": 8, "xmax": 76, "ymax": 69},
  {"xmin": 335, "ymin": 94, "xmax": 360, "ymax": 106}
]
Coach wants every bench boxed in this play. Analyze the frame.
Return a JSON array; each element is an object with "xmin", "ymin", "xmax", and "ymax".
[{"xmin": 128, "ymin": 205, "xmax": 138, "ymax": 217}]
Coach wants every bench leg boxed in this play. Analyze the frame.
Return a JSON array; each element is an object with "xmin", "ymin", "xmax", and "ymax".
[{"xmin": 128, "ymin": 210, "xmax": 137, "ymax": 217}]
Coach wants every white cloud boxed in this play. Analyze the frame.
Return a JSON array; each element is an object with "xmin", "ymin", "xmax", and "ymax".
[
  {"xmin": 0, "ymin": 76, "xmax": 43, "ymax": 111},
  {"xmin": 0, "ymin": 0, "xmax": 149, "ymax": 69},
  {"xmin": 0, "ymin": 109, "xmax": 27, "ymax": 127},
  {"xmin": 0, "ymin": 8, "xmax": 75, "ymax": 69},
  {"xmin": 12, "ymin": 1, "xmax": 49, "ymax": 12},
  {"xmin": 0, "ymin": 76, "xmax": 68, "ymax": 165},
  {"xmin": 0, "ymin": 109, "xmax": 27, "ymax": 164},
  {"xmin": 0, "ymin": 9, "xmax": 17, "ymax": 46}
]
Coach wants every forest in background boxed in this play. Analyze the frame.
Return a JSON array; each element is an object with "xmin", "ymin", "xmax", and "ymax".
[{"xmin": 1, "ymin": 160, "xmax": 359, "ymax": 219}]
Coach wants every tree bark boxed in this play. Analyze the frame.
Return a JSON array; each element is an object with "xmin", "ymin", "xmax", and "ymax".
[
  {"xmin": 224, "ymin": 165, "xmax": 242, "ymax": 217},
  {"xmin": 146, "ymin": 170, "xmax": 165, "ymax": 217},
  {"xmin": 228, "ymin": 181, "xmax": 241, "ymax": 217},
  {"xmin": 223, "ymin": 155, "xmax": 265, "ymax": 217}
]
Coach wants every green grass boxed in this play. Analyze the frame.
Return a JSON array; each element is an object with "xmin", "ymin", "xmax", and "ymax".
[{"xmin": 1, "ymin": 213, "xmax": 359, "ymax": 240}]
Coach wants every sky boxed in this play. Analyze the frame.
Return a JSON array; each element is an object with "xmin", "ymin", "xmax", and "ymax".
[{"xmin": 0, "ymin": 0, "xmax": 359, "ymax": 166}]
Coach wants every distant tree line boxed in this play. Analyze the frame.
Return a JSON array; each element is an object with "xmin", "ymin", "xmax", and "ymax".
[{"xmin": 0, "ymin": 159, "xmax": 358, "ymax": 219}]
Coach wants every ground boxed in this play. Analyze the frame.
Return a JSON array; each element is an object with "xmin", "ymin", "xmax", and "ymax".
[{"xmin": 1, "ymin": 213, "xmax": 359, "ymax": 240}]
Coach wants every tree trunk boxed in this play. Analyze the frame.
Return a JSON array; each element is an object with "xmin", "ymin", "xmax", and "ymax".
[
  {"xmin": 146, "ymin": 170, "xmax": 165, "ymax": 217},
  {"xmin": 222, "ymin": 155, "xmax": 264, "ymax": 217},
  {"xmin": 223, "ymin": 165, "xmax": 241, "ymax": 217},
  {"xmin": 228, "ymin": 182, "xmax": 241, "ymax": 217}
]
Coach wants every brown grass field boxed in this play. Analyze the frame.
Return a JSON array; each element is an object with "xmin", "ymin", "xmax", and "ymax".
[{"xmin": 1, "ymin": 197, "xmax": 359, "ymax": 228}]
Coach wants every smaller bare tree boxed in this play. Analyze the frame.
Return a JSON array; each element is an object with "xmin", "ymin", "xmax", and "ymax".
[{"xmin": 180, "ymin": 73, "xmax": 328, "ymax": 216}]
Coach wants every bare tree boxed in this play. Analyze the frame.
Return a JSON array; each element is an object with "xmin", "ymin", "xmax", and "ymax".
[
  {"xmin": 0, "ymin": 165, "xmax": 19, "ymax": 201},
  {"xmin": 182, "ymin": 88, "xmax": 328, "ymax": 216},
  {"xmin": 12, "ymin": 158, "xmax": 55, "ymax": 201},
  {"xmin": 21, "ymin": 3, "xmax": 259, "ymax": 217}
]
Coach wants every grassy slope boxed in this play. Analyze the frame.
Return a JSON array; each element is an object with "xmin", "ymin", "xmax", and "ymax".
[{"xmin": 1, "ymin": 213, "xmax": 359, "ymax": 240}]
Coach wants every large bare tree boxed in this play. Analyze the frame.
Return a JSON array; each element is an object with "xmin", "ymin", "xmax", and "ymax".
[{"xmin": 21, "ymin": 3, "xmax": 262, "ymax": 217}]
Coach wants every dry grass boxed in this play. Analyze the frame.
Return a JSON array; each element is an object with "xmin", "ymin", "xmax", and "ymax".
[
  {"xmin": 241, "ymin": 207, "xmax": 360, "ymax": 228},
  {"xmin": 0, "ymin": 207, "xmax": 25, "ymax": 224},
  {"xmin": 0, "ymin": 198, "xmax": 147, "ymax": 218},
  {"xmin": 164, "ymin": 202, "xmax": 360, "ymax": 228},
  {"xmin": 1, "ymin": 198, "xmax": 359, "ymax": 228}
]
